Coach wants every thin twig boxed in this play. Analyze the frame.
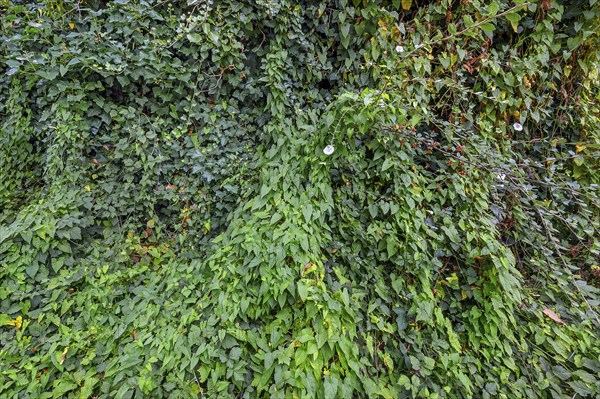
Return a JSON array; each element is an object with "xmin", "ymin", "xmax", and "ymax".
[{"xmin": 534, "ymin": 207, "xmax": 600, "ymax": 325}]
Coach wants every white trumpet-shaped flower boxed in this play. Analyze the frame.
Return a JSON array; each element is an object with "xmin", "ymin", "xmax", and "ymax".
[
  {"xmin": 323, "ymin": 145, "xmax": 335, "ymax": 155},
  {"xmin": 513, "ymin": 122, "xmax": 523, "ymax": 131}
]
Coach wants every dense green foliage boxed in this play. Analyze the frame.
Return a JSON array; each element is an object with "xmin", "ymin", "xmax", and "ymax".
[{"xmin": 1, "ymin": 0, "xmax": 599, "ymax": 398}]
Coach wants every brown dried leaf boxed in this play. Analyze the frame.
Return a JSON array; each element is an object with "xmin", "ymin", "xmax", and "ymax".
[
  {"xmin": 301, "ymin": 262, "xmax": 313, "ymax": 276},
  {"xmin": 541, "ymin": 0, "xmax": 552, "ymax": 11},
  {"xmin": 543, "ymin": 308, "xmax": 564, "ymax": 324}
]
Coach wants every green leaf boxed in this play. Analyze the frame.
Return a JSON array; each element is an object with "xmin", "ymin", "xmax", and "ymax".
[
  {"xmin": 26, "ymin": 263, "xmax": 39, "ymax": 278},
  {"xmin": 324, "ymin": 375, "xmax": 339, "ymax": 399},
  {"xmin": 340, "ymin": 24, "xmax": 351, "ymax": 49},
  {"xmin": 456, "ymin": 372, "xmax": 472, "ymax": 392},
  {"xmin": 480, "ymin": 23, "xmax": 495, "ymax": 32},
  {"xmin": 487, "ymin": 2, "xmax": 499, "ymax": 16},
  {"xmin": 52, "ymin": 381, "xmax": 78, "ymax": 398},
  {"xmin": 0, "ymin": 314, "xmax": 13, "ymax": 326},
  {"xmin": 552, "ymin": 365, "xmax": 570, "ymax": 381},
  {"xmin": 302, "ymin": 204, "xmax": 313, "ymax": 222},
  {"xmin": 340, "ymin": 288, "xmax": 350, "ymax": 307},
  {"xmin": 505, "ymin": 12, "xmax": 521, "ymax": 32},
  {"xmin": 70, "ymin": 227, "xmax": 82, "ymax": 240},
  {"xmin": 573, "ymin": 370, "xmax": 596, "ymax": 384},
  {"xmin": 187, "ymin": 33, "xmax": 202, "ymax": 43},
  {"xmin": 386, "ymin": 236, "xmax": 397, "ymax": 257},
  {"xmin": 381, "ymin": 158, "xmax": 394, "ymax": 172},
  {"xmin": 439, "ymin": 55, "xmax": 451, "ymax": 69},
  {"xmin": 297, "ymin": 281, "xmax": 309, "ymax": 302},
  {"xmin": 568, "ymin": 381, "xmax": 592, "ymax": 396},
  {"xmin": 368, "ymin": 203, "xmax": 378, "ymax": 218},
  {"xmin": 229, "ymin": 347, "xmax": 243, "ymax": 361},
  {"xmin": 79, "ymin": 377, "xmax": 98, "ymax": 398}
]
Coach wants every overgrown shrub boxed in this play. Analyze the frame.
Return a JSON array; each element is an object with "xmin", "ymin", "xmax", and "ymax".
[{"xmin": 1, "ymin": 1, "xmax": 599, "ymax": 398}]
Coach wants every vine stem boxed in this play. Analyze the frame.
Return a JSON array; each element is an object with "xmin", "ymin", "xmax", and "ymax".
[
  {"xmin": 534, "ymin": 206, "xmax": 600, "ymax": 326},
  {"xmin": 431, "ymin": 2, "xmax": 533, "ymax": 47},
  {"xmin": 371, "ymin": 2, "xmax": 533, "ymax": 120}
]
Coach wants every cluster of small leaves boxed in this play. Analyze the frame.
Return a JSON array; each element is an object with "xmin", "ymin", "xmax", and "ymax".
[{"xmin": 1, "ymin": 0, "xmax": 599, "ymax": 398}]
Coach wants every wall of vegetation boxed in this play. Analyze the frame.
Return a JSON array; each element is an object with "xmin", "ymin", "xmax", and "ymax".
[{"xmin": 1, "ymin": 0, "xmax": 599, "ymax": 398}]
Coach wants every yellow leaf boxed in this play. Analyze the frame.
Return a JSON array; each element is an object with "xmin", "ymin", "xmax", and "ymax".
[
  {"xmin": 84, "ymin": 185, "xmax": 91, "ymax": 192},
  {"xmin": 317, "ymin": 8, "xmax": 323, "ymax": 18},
  {"xmin": 5, "ymin": 315, "xmax": 22, "ymax": 329},
  {"xmin": 69, "ymin": 22, "xmax": 75, "ymax": 29},
  {"xmin": 378, "ymin": 19, "xmax": 387, "ymax": 32},
  {"xmin": 575, "ymin": 144, "xmax": 586, "ymax": 153},
  {"xmin": 564, "ymin": 65, "xmax": 572, "ymax": 77},
  {"xmin": 59, "ymin": 347, "xmax": 69, "ymax": 364},
  {"xmin": 402, "ymin": 0, "xmax": 413, "ymax": 10}
]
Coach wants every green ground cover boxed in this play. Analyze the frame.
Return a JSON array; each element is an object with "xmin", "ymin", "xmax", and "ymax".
[{"xmin": 1, "ymin": 1, "xmax": 599, "ymax": 398}]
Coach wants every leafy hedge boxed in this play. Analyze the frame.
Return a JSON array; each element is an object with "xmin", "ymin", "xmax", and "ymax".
[{"xmin": 1, "ymin": 0, "xmax": 599, "ymax": 398}]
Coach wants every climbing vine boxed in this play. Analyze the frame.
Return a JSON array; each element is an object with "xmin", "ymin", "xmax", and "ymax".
[{"xmin": 1, "ymin": 1, "xmax": 599, "ymax": 398}]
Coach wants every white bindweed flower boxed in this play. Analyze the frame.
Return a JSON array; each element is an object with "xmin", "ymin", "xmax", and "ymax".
[
  {"xmin": 513, "ymin": 122, "xmax": 523, "ymax": 131},
  {"xmin": 395, "ymin": 45, "xmax": 404, "ymax": 53},
  {"xmin": 323, "ymin": 145, "xmax": 334, "ymax": 155}
]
